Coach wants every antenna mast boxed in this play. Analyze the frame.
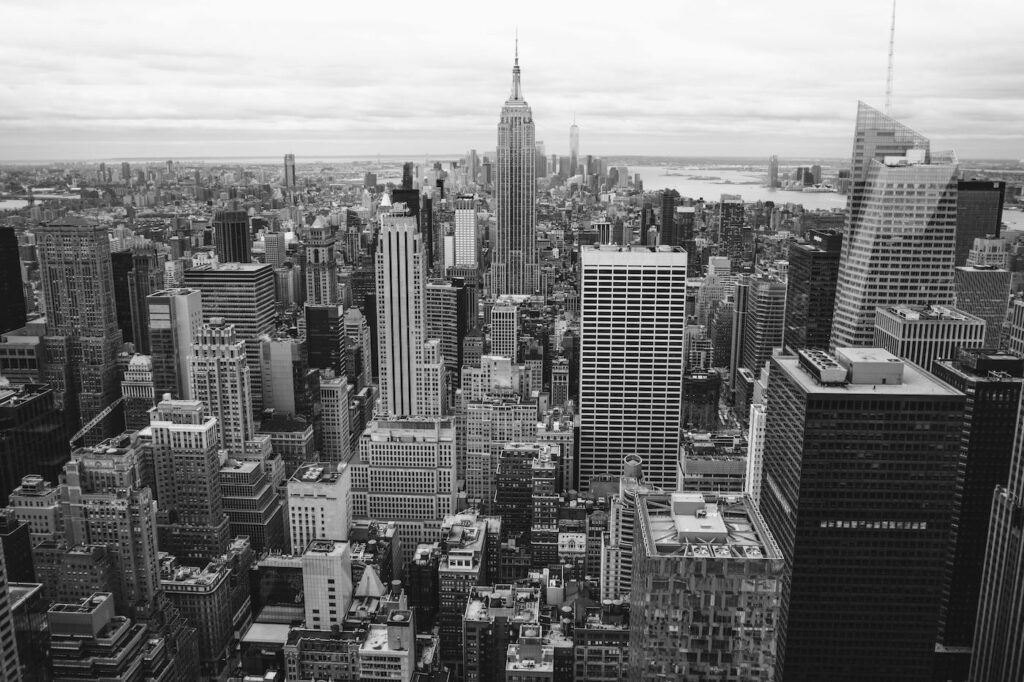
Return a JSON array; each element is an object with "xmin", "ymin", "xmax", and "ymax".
[{"xmin": 885, "ymin": 0, "xmax": 896, "ymax": 115}]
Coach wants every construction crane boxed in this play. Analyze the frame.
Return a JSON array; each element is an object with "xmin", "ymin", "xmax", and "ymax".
[
  {"xmin": 885, "ymin": 0, "xmax": 896, "ymax": 115},
  {"xmin": 68, "ymin": 397, "xmax": 124, "ymax": 449}
]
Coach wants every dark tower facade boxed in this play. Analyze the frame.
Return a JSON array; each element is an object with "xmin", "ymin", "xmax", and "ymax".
[
  {"xmin": 213, "ymin": 210, "xmax": 251, "ymax": 264},
  {"xmin": 954, "ymin": 180, "xmax": 1004, "ymax": 267},
  {"xmin": 783, "ymin": 230, "xmax": 842, "ymax": 353},
  {"xmin": 0, "ymin": 227, "xmax": 26, "ymax": 335}
]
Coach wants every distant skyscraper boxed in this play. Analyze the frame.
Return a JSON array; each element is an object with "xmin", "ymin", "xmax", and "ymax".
[
  {"xmin": 954, "ymin": 180, "xmax": 1004, "ymax": 266},
  {"xmin": 659, "ymin": 189, "xmax": 680, "ymax": 247},
  {"xmin": 453, "ymin": 194, "xmax": 478, "ymax": 268},
  {"xmin": 740, "ymin": 274, "xmax": 786, "ymax": 375},
  {"xmin": 534, "ymin": 140, "xmax": 546, "ymax": 178},
  {"xmin": 954, "ymin": 264, "xmax": 1012, "ymax": 349},
  {"xmin": 784, "ymin": 230, "xmax": 842, "ymax": 352},
  {"xmin": 569, "ymin": 119, "xmax": 580, "ymax": 176},
  {"xmin": 0, "ymin": 227, "xmax": 26, "ymax": 335},
  {"xmin": 761, "ymin": 348, "xmax": 965, "ymax": 681},
  {"xmin": 489, "ymin": 296, "xmax": 519, "ymax": 361},
  {"xmin": 126, "ymin": 245, "xmax": 166, "ymax": 354},
  {"xmin": 284, "ymin": 153, "xmax": 296, "ymax": 189},
  {"xmin": 0, "ymin": 384, "xmax": 66, "ymax": 507},
  {"xmin": 184, "ymin": 263, "xmax": 275, "ymax": 412},
  {"xmin": 492, "ymin": 48, "xmax": 537, "ymax": 296},
  {"xmin": 36, "ymin": 218, "xmax": 123, "ymax": 434},
  {"xmin": 768, "ymin": 154, "xmax": 780, "ymax": 188},
  {"xmin": 264, "ymin": 231, "xmax": 286, "ymax": 269},
  {"xmin": 212, "ymin": 210, "xmax": 251, "ymax": 264},
  {"xmin": 719, "ymin": 195, "xmax": 744, "ymax": 267},
  {"xmin": 401, "ymin": 162, "xmax": 414, "ymax": 190},
  {"xmin": 831, "ymin": 103, "xmax": 956, "ymax": 349},
  {"xmin": 147, "ymin": 287, "xmax": 203, "ymax": 400},
  {"xmin": 304, "ymin": 219, "xmax": 337, "ymax": 305},
  {"xmin": 579, "ymin": 245, "xmax": 688, "ymax": 490},
  {"xmin": 188, "ymin": 320, "xmax": 255, "ymax": 456},
  {"xmin": 343, "ymin": 306, "xmax": 373, "ymax": 391}
]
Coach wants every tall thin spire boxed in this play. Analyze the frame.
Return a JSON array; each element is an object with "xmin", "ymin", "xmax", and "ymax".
[
  {"xmin": 511, "ymin": 31, "xmax": 523, "ymax": 100},
  {"xmin": 885, "ymin": 0, "xmax": 896, "ymax": 115}
]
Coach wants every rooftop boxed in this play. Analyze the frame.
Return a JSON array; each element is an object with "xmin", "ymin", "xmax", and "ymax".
[
  {"xmin": 638, "ymin": 492, "xmax": 782, "ymax": 561},
  {"xmin": 289, "ymin": 463, "xmax": 342, "ymax": 485},
  {"xmin": 878, "ymin": 304, "xmax": 984, "ymax": 324},
  {"xmin": 784, "ymin": 348, "xmax": 963, "ymax": 396},
  {"xmin": 465, "ymin": 585, "xmax": 540, "ymax": 624}
]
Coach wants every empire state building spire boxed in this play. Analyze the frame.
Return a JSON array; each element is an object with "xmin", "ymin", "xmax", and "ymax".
[{"xmin": 510, "ymin": 35, "xmax": 523, "ymax": 101}]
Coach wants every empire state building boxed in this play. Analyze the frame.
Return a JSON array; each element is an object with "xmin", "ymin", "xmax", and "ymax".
[{"xmin": 493, "ymin": 47, "xmax": 537, "ymax": 296}]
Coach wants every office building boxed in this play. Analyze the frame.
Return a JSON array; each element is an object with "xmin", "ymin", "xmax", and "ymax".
[
  {"xmin": 425, "ymin": 279, "xmax": 471, "ymax": 381},
  {"xmin": 184, "ymin": 262, "xmax": 275, "ymax": 411},
  {"xmin": 579, "ymin": 246, "xmax": 687, "ymax": 490},
  {"xmin": 971, "ymin": 367, "xmax": 1024, "ymax": 681},
  {"xmin": 264, "ymin": 231, "xmax": 287, "ymax": 269},
  {"xmin": 438, "ymin": 517, "xmax": 488, "ymax": 667},
  {"xmin": 0, "ymin": 384, "xmax": 66, "ymax": 507},
  {"xmin": 161, "ymin": 556, "xmax": 233, "ymax": 677},
  {"xmin": 0, "ymin": 553, "xmax": 18, "ymax": 681},
  {"xmin": 600, "ymin": 456, "xmax": 656, "ymax": 601},
  {"xmin": 463, "ymin": 584, "xmax": 541, "ymax": 682},
  {"xmin": 628, "ymin": 493, "xmax": 783, "ymax": 681},
  {"xmin": 659, "ymin": 189, "xmax": 680, "ymax": 247},
  {"xmin": 454, "ymin": 194, "xmax": 479, "ymax": 268},
  {"xmin": 463, "ymin": 398, "xmax": 537, "ymax": 512},
  {"xmin": 301, "ymin": 539, "xmax": 353, "ymax": 631},
  {"xmin": 677, "ymin": 432, "xmax": 747, "ymax": 495},
  {"xmin": 188, "ymin": 320, "xmax": 255, "ymax": 455},
  {"xmin": 305, "ymin": 303, "xmax": 348, "ymax": 380},
  {"xmin": 768, "ymin": 155, "xmax": 780, "ymax": 188},
  {"xmin": 760, "ymin": 348, "xmax": 965, "ymax": 681},
  {"xmin": 125, "ymin": 245, "xmax": 166, "ymax": 355},
  {"xmin": 305, "ymin": 219, "xmax": 337, "ymax": 305},
  {"xmin": 784, "ymin": 230, "xmax": 842, "ymax": 352},
  {"xmin": 147, "ymin": 288, "xmax": 203, "ymax": 400},
  {"xmin": 219, "ymin": 452, "xmax": 285, "ymax": 553},
  {"xmin": 319, "ymin": 375, "xmax": 351, "ymax": 466},
  {"xmin": 492, "ymin": 48, "xmax": 538, "ymax": 296},
  {"xmin": 873, "ymin": 304, "xmax": 985, "ymax": 370},
  {"xmin": 740, "ymin": 274, "xmax": 787, "ymax": 375},
  {"xmin": 0, "ymin": 227, "xmax": 26, "ymax": 336},
  {"xmin": 680, "ymin": 370, "xmax": 721, "ymax": 432},
  {"xmin": 569, "ymin": 120, "xmax": 580, "ymax": 176},
  {"xmin": 831, "ymin": 103, "xmax": 957, "ymax": 349},
  {"xmin": 376, "ymin": 206, "xmax": 434, "ymax": 418},
  {"xmin": 343, "ymin": 307, "xmax": 373, "ymax": 391},
  {"xmin": 955, "ymin": 180, "xmax": 1004, "ymax": 266},
  {"xmin": 283, "ymin": 153, "xmax": 296, "ymax": 189},
  {"xmin": 47, "ymin": 593, "xmax": 175, "ymax": 681},
  {"xmin": 966, "ymin": 236, "xmax": 1010, "ymax": 268},
  {"xmin": 148, "ymin": 398, "xmax": 231, "ymax": 562},
  {"xmin": 954, "ymin": 265, "xmax": 1012, "ymax": 349},
  {"xmin": 36, "ymin": 219, "xmax": 123, "ymax": 435},
  {"xmin": 288, "ymin": 463, "xmax": 351, "ymax": 554},
  {"xmin": 213, "ymin": 209, "xmax": 251, "ymax": 264},
  {"xmin": 259, "ymin": 334, "xmax": 317, "ymax": 420},
  {"xmin": 930, "ymin": 350, "xmax": 1023, "ymax": 674},
  {"xmin": 719, "ymin": 195, "xmax": 745, "ymax": 266},
  {"xmin": 120, "ymin": 354, "xmax": 156, "ymax": 431},
  {"xmin": 490, "ymin": 296, "xmax": 520, "ymax": 361}
]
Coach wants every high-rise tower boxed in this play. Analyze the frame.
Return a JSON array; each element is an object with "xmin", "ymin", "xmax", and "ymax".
[
  {"xmin": 284, "ymin": 154, "xmax": 296, "ymax": 190},
  {"xmin": 0, "ymin": 226, "xmax": 27, "ymax": 335},
  {"xmin": 569, "ymin": 118, "xmax": 580, "ymax": 176},
  {"xmin": 830, "ymin": 102, "xmax": 957, "ymax": 349},
  {"xmin": 579, "ymin": 245, "xmax": 687, "ymax": 490},
  {"xmin": 147, "ymin": 287, "xmax": 204, "ymax": 400},
  {"xmin": 36, "ymin": 218, "xmax": 123, "ymax": 434},
  {"xmin": 304, "ymin": 219, "xmax": 337, "ymax": 305},
  {"xmin": 492, "ymin": 46, "xmax": 537, "ymax": 296},
  {"xmin": 188, "ymin": 319, "xmax": 255, "ymax": 455},
  {"xmin": 212, "ymin": 210, "xmax": 251, "ymax": 264}
]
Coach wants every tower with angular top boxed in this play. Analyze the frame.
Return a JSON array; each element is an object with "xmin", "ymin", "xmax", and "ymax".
[{"xmin": 492, "ymin": 42, "xmax": 537, "ymax": 296}]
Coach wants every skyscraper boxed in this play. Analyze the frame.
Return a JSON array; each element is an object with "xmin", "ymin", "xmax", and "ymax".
[
  {"xmin": 36, "ymin": 218, "xmax": 124, "ymax": 434},
  {"xmin": 971, "ymin": 367, "xmax": 1024, "ymax": 681},
  {"xmin": 188, "ymin": 320, "xmax": 255, "ymax": 456},
  {"xmin": 768, "ymin": 154, "xmax": 780, "ymax": 188},
  {"xmin": 453, "ymin": 194, "xmax": 478, "ymax": 269},
  {"xmin": 492, "ymin": 47, "xmax": 537, "ymax": 296},
  {"xmin": 659, "ymin": 189, "xmax": 680, "ymax": 247},
  {"xmin": 579, "ymin": 245, "xmax": 687, "ymax": 490},
  {"xmin": 831, "ymin": 102, "xmax": 956, "ymax": 349},
  {"xmin": 375, "ymin": 206, "xmax": 431, "ymax": 418},
  {"xmin": 284, "ymin": 153, "xmax": 296, "ymax": 189},
  {"xmin": 184, "ymin": 263, "xmax": 275, "ymax": 411},
  {"xmin": 0, "ymin": 227, "xmax": 26, "ymax": 335},
  {"xmin": 784, "ymin": 230, "xmax": 842, "ymax": 353},
  {"xmin": 569, "ymin": 119, "xmax": 580, "ymax": 176},
  {"xmin": 147, "ymin": 287, "xmax": 203, "ymax": 400},
  {"xmin": 954, "ymin": 180, "xmax": 1004, "ymax": 266},
  {"xmin": 126, "ymin": 244, "xmax": 166, "ymax": 354},
  {"xmin": 930, "ymin": 350, "xmax": 1022, "ymax": 674},
  {"xmin": 304, "ymin": 219, "xmax": 337, "ymax": 305},
  {"xmin": 212, "ymin": 209, "xmax": 251, "ymax": 264},
  {"xmin": 954, "ymin": 264, "xmax": 1012, "ymax": 349},
  {"xmin": 760, "ymin": 348, "xmax": 965, "ymax": 681},
  {"xmin": 740, "ymin": 274, "xmax": 787, "ymax": 375},
  {"xmin": 872, "ymin": 304, "xmax": 986, "ymax": 370},
  {"xmin": 719, "ymin": 195, "xmax": 745, "ymax": 267}
]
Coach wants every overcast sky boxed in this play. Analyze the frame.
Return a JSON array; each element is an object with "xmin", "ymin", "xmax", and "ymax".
[{"xmin": 1, "ymin": 0, "xmax": 1021, "ymax": 161}]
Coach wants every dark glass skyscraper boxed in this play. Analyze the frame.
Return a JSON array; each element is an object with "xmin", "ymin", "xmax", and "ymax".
[
  {"xmin": 761, "ymin": 348, "xmax": 965, "ymax": 681},
  {"xmin": 930, "ymin": 350, "xmax": 1022, "ymax": 678},
  {"xmin": 0, "ymin": 227, "xmax": 26, "ymax": 335},
  {"xmin": 659, "ymin": 189, "xmax": 680, "ymax": 246},
  {"xmin": 784, "ymin": 230, "xmax": 842, "ymax": 352},
  {"xmin": 954, "ymin": 180, "xmax": 1004, "ymax": 266},
  {"xmin": 212, "ymin": 209, "xmax": 251, "ymax": 264}
]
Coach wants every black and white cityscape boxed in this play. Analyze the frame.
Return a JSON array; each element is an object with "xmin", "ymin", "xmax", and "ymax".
[{"xmin": 1, "ymin": 2, "xmax": 1024, "ymax": 681}]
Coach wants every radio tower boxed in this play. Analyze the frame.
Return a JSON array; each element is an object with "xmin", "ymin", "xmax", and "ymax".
[{"xmin": 885, "ymin": 0, "xmax": 896, "ymax": 115}]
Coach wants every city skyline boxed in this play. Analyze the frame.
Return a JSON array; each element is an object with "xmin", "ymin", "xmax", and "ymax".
[{"xmin": 2, "ymin": 0, "xmax": 1022, "ymax": 161}]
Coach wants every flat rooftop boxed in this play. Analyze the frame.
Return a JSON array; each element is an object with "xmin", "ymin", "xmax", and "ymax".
[
  {"xmin": 779, "ymin": 351, "xmax": 964, "ymax": 397},
  {"xmin": 638, "ymin": 492, "xmax": 782, "ymax": 561}
]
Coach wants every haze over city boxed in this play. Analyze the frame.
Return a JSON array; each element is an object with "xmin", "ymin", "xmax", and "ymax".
[{"xmin": 2, "ymin": 0, "xmax": 1022, "ymax": 160}]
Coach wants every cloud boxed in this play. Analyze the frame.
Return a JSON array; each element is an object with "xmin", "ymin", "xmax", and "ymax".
[{"xmin": 0, "ymin": 0, "xmax": 1021, "ymax": 159}]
